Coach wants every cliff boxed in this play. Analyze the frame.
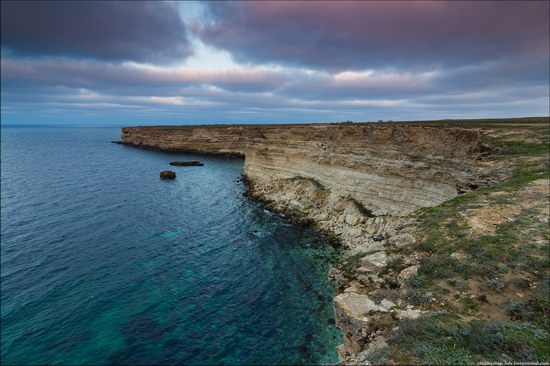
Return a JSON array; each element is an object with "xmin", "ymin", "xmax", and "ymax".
[
  {"xmin": 241, "ymin": 125, "xmax": 493, "ymax": 256},
  {"xmin": 121, "ymin": 121, "xmax": 549, "ymax": 364},
  {"xmin": 122, "ymin": 124, "xmax": 490, "ymax": 248}
]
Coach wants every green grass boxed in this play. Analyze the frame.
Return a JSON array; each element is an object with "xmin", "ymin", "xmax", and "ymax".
[
  {"xmin": 386, "ymin": 133, "xmax": 550, "ymax": 363},
  {"xmin": 393, "ymin": 312, "xmax": 550, "ymax": 364},
  {"xmin": 335, "ymin": 127, "xmax": 549, "ymax": 364},
  {"xmin": 492, "ymin": 139, "xmax": 549, "ymax": 157},
  {"xmin": 418, "ymin": 117, "xmax": 549, "ymax": 128},
  {"xmin": 413, "ymin": 158, "xmax": 548, "ymax": 287}
]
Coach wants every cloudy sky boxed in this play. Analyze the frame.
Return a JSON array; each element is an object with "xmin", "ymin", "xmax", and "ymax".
[{"xmin": 1, "ymin": 1, "xmax": 548, "ymax": 125}]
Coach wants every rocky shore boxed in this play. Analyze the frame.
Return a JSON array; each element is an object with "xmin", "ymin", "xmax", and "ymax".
[{"xmin": 120, "ymin": 118, "xmax": 549, "ymax": 364}]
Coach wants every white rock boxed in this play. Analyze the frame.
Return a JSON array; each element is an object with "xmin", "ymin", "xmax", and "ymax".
[
  {"xmin": 365, "ymin": 225, "xmax": 377, "ymax": 235},
  {"xmin": 397, "ymin": 265, "xmax": 420, "ymax": 286},
  {"xmin": 450, "ymin": 251, "xmax": 470, "ymax": 260},
  {"xmin": 316, "ymin": 213, "xmax": 329, "ymax": 221},
  {"xmin": 346, "ymin": 214, "xmax": 360, "ymax": 226},
  {"xmin": 359, "ymin": 252, "xmax": 388, "ymax": 268},
  {"xmin": 349, "ymin": 241, "xmax": 383, "ymax": 256},
  {"xmin": 396, "ymin": 308, "xmax": 426, "ymax": 319},
  {"xmin": 380, "ymin": 299, "xmax": 396, "ymax": 310},
  {"xmin": 388, "ymin": 233, "xmax": 416, "ymax": 249},
  {"xmin": 334, "ymin": 292, "xmax": 389, "ymax": 320},
  {"xmin": 356, "ymin": 266, "xmax": 374, "ymax": 274}
]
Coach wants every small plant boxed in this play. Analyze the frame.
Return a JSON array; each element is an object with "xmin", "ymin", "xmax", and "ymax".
[
  {"xmin": 408, "ymin": 275, "xmax": 424, "ymax": 289},
  {"xmin": 365, "ymin": 347, "xmax": 390, "ymax": 365},
  {"xmin": 484, "ymin": 276, "xmax": 506, "ymax": 292},
  {"xmin": 506, "ymin": 300, "xmax": 527, "ymax": 320},
  {"xmin": 496, "ymin": 263, "xmax": 509, "ymax": 273},
  {"xmin": 510, "ymin": 277, "xmax": 530, "ymax": 289}
]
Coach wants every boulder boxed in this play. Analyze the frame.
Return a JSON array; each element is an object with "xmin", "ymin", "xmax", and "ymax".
[
  {"xmin": 397, "ymin": 265, "xmax": 420, "ymax": 287},
  {"xmin": 160, "ymin": 170, "xmax": 176, "ymax": 179},
  {"xmin": 387, "ymin": 233, "xmax": 416, "ymax": 249},
  {"xmin": 359, "ymin": 252, "xmax": 388, "ymax": 268},
  {"xmin": 348, "ymin": 228, "xmax": 363, "ymax": 237},
  {"xmin": 396, "ymin": 308, "xmax": 426, "ymax": 319},
  {"xmin": 334, "ymin": 292, "xmax": 396, "ymax": 358},
  {"xmin": 346, "ymin": 214, "xmax": 360, "ymax": 226}
]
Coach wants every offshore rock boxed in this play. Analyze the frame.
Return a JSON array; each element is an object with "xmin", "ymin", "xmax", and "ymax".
[
  {"xmin": 169, "ymin": 161, "xmax": 204, "ymax": 166},
  {"xmin": 160, "ymin": 170, "xmax": 176, "ymax": 179}
]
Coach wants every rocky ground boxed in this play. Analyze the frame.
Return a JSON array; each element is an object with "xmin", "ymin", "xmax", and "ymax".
[{"xmin": 327, "ymin": 119, "xmax": 549, "ymax": 365}]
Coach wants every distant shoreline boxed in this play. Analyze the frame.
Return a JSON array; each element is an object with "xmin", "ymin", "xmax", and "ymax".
[{"xmin": 2, "ymin": 116, "xmax": 548, "ymax": 129}]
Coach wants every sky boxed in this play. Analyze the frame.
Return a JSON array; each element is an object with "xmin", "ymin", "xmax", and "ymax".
[{"xmin": 1, "ymin": 1, "xmax": 549, "ymax": 125}]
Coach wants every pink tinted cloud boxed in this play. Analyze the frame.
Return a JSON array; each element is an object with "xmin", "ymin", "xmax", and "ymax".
[{"xmin": 199, "ymin": 1, "xmax": 549, "ymax": 71}]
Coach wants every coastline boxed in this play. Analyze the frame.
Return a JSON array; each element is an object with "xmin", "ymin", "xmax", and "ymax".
[{"xmin": 119, "ymin": 118, "xmax": 550, "ymax": 364}]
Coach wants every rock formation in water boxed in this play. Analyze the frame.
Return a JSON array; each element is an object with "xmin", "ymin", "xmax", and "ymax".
[
  {"xmin": 121, "ymin": 122, "xmax": 501, "ymax": 361},
  {"xmin": 160, "ymin": 170, "xmax": 176, "ymax": 179},
  {"xmin": 169, "ymin": 161, "xmax": 204, "ymax": 166}
]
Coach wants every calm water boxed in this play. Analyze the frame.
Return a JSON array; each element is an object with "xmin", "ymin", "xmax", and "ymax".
[{"xmin": 0, "ymin": 126, "xmax": 341, "ymax": 365}]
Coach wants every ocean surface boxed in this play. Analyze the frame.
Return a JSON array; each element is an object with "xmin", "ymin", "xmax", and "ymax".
[{"xmin": 0, "ymin": 126, "xmax": 341, "ymax": 365}]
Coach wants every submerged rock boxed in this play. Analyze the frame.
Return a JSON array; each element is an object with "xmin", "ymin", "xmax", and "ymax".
[
  {"xmin": 169, "ymin": 161, "xmax": 204, "ymax": 166},
  {"xmin": 160, "ymin": 170, "xmax": 176, "ymax": 179}
]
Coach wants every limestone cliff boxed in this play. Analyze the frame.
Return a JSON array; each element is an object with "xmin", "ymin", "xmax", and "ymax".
[
  {"xmin": 121, "ymin": 122, "xmax": 496, "ymax": 362},
  {"xmin": 122, "ymin": 124, "xmax": 490, "ymax": 246}
]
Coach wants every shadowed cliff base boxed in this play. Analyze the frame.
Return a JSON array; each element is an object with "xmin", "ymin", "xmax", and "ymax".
[{"xmin": 120, "ymin": 117, "xmax": 549, "ymax": 364}]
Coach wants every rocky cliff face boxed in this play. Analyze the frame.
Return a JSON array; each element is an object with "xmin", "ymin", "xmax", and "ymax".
[
  {"xmin": 121, "ymin": 123, "xmax": 494, "ymax": 361},
  {"xmin": 122, "ymin": 125, "xmax": 488, "ymax": 210},
  {"xmin": 123, "ymin": 124, "xmax": 489, "ymax": 245}
]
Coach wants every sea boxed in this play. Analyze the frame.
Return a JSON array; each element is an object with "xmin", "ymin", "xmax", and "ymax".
[{"xmin": 0, "ymin": 125, "xmax": 342, "ymax": 365}]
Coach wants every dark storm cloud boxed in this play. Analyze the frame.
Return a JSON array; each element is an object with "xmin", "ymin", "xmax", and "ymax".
[
  {"xmin": 198, "ymin": 1, "xmax": 549, "ymax": 71},
  {"xmin": 0, "ymin": 1, "xmax": 191, "ymax": 63}
]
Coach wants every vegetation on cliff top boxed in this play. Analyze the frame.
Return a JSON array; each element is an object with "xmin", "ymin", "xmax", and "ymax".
[{"xmin": 364, "ymin": 120, "xmax": 549, "ymax": 364}]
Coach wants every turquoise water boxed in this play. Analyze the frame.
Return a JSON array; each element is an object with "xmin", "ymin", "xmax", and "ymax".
[{"xmin": 0, "ymin": 126, "xmax": 341, "ymax": 365}]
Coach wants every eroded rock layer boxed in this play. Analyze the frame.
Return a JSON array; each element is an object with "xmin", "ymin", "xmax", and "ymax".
[{"xmin": 123, "ymin": 124, "xmax": 486, "ymax": 213}]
